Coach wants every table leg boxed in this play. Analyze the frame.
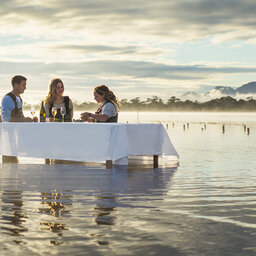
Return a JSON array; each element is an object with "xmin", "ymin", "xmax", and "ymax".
[
  {"xmin": 153, "ymin": 155, "xmax": 158, "ymax": 168},
  {"xmin": 106, "ymin": 160, "xmax": 113, "ymax": 169},
  {"xmin": 2, "ymin": 155, "xmax": 18, "ymax": 163},
  {"xmin": 45, "ymin": 159, "xmax": 51, "ymax": 164}
]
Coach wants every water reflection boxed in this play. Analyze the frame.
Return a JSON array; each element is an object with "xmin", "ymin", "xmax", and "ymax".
[
  {"xmin": 94, "ymin": 194, "xmax": 117, "ymax": 226},
  {"xmin": 0, "ymin": 164, "xmax": 177, "ymax": 253},
  {"xmin": 0, "ymin": 190, "xmax": 27, "ymax": 244},
  {"xmin": 39, "ymin": 190, "xmax": 72, "ymax": 217},
  {"xmin": 38, "ymin": 189, "xmax": 72, "ymax": 245},
  {"xmin": 89, "ymin": 166, "xmax": 177, "ymax": 246}
]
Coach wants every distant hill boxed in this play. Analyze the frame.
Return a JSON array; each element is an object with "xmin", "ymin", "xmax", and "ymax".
[
  {"xmin": 205, "ymin": 86, "xmax": 235, "ymax": 97},
  {"xmin": 181, "ymin": 91, "xmax": 200, "ymax": 101},
  {"xmin": 180, "ymin": 82, "xmax": 256, "ymax": 101},
  {"xmin": 235, "ymin": 82, "xmax": 256, "ymax": 94},
  {"xmin": 213, "ymin": 86, "xmax": 236, "ymax": 95}
]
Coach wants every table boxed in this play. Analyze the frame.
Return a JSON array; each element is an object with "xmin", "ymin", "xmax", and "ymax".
[{"xmin": 0, "ymin": 123, "xmax": 179, "ymax": 166}]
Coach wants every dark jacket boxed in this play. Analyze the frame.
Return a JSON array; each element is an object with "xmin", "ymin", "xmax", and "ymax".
[{"xmin": 95, "ymin": 101, "xmax": 118, "ymax": 123}]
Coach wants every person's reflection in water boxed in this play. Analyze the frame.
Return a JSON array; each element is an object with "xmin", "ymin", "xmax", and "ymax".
[
  {"xmin": 1, "ymin": 190, "xmax": 27, "ymax": 244},
  {"xmin": 91, "ymin": 180, "xmax": 119, "ymax": 246},
  {"xmin": 38, "ymin": 189, "xmax": 72, "ymax": 245},
  {"xmin": 90, "ymin": 166, "xmax": 177, "ymax": 246},
  {"xmin": 94, "ymin": 194, "xmax": 117, "ymax": 226},
  {"xmin": 91, "ymin": 194, "xmax": 117, "ymax": 246}
]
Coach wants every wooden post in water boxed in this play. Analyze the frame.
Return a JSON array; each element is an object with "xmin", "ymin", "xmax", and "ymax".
[
  {"xmin": 183, "ymin": 124, "xmax": 186, "ymax": 131},
  {"xmin": 172, "ymin": 123, "xmax": 174, "ymax": 128},
  {"xmin": 222, "ymin": 125, "xmax": 225, "ymax": 134},
  {"xmin": 204, "ymin": 124, "xmax": 206, "ymax": 130},
  {"xmin": 45, "ymin": 159, "xmax": 51, "ymax": 164},
  {"xmin": 153, "ymin": 155, "xmax": 158, "ymax": 168},
  {"xmin": 247, "ymin": 128, "xmax": 250, "ymax": 135},
  {"xmin": 244, "ymin": 125, "xmax": 246, "ymax": 132},
  {"xmin": 187, "ymin": 123, "xmax": 189, "ymax": 129},
  {"xmin": 106, "ymin": 160, "xmax": 113, "ymax": 169},
  {"xmin": 166, "ymin": 123, "xmax": 168, "ymax": 129}
]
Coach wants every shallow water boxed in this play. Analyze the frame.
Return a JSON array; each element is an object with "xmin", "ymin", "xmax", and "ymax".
[{"xmin": 0, "ymin": 112, "xmax": 256, "ymax": 256}]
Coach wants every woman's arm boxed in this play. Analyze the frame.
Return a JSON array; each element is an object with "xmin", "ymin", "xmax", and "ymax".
[
  {"xmin": 80, "ymin": 112, "xmax": 108, "ymax": 122},
  {"xmin": 89, "ymin": 113, "xmax": 108, "ymax": 122}
]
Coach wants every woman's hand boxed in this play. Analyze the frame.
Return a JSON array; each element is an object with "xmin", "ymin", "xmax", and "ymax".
[
  {"xmin": 87, "ymin": 117, "xmax": 96, "ymax": 123},
  {"xmin": 80, "ymin": 112, "xmax": 89, "ymax": 121}
]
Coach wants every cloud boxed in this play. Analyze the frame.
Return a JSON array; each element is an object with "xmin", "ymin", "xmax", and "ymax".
[
  {"xmin": 1, "ymin": 0, "xmax": 256, "ymax": 103},
  {"xmin": 57, "ymin": 45, "xmax": 139, "ymax": 54},
  {"xmin": 1, "ymin": 0, "xmax": 256, "ymax": 42},
  {"xmin": 0, "ymin": 42, "xmax": 170, "ymax": 64},
  {"xmin": 51, "ymin": 44, "xmax": 165, "ymax": 57},
  {"xmin": 1, "ymin": 60, "xmax": 256, "ymax": 103},
  {"xmin": 1, "ymin": 60, "xmax": 256, "ymax": 80}
]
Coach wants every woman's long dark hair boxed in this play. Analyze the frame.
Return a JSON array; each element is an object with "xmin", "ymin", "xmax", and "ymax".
[
  {"xmin": 45, "ymin": 78, "xmax": 64, "ymax": 105},
  {"xmin": 94, "ymin": 85, "xmax": 121, "ymax": 110}
]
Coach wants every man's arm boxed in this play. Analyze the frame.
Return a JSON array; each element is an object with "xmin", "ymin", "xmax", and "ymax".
[{"xmin": 1, "ymin": 96, "xmax": 15, "ymax": 122}]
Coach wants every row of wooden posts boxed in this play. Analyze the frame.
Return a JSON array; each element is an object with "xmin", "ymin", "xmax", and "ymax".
[
  {"xmin": 126, "ymin": 120, "xmax": 252, "ymax": 135},
  {"xmin": 161, "ymin": 122, "xmax": 251, "ymax": 135}
]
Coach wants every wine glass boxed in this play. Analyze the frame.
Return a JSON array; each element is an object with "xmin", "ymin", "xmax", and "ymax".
[
  {"xmin": 60, "ymin": 106, "xmax": 66, "ymax": 122},
  {"xmin": 31, "ymin": 106, "xmax": 35, "ymax": 118},
  {"xmin": 51, "ymin": 107, "xmax": 57, "ymax": 120}
]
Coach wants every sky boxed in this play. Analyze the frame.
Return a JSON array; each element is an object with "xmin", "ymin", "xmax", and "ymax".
[{"xmin": 0, "ymin": 0, "xmax": 256, "ymax": 104}]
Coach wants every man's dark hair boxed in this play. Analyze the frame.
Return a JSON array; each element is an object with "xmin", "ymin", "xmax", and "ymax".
[{"xmin": 11, "ymin": 75, "xmax": 27, "ymax": 87}]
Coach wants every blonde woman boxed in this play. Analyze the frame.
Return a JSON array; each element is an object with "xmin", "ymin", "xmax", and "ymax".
[
  {"xmin": 81, "ymin": 85, "xmax": 120, "ymax": 123},
  {"xmin": 41, "ymin": 78, "xmax": 73, "ymax": 122}
]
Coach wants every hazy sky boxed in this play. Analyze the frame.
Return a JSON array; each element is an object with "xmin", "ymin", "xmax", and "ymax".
[{"xmin": 0, "ymin": 0, "xmax": 256, "ymax": 103}]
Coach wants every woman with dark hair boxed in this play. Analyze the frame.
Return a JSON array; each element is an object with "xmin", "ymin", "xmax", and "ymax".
[
  {"xmin": 41, "ymin": 78, "xmax": 73, "ymax": 122},
  {"xmin": 81, "ymin": 85, "xmax": 120, "ymax": 123}
]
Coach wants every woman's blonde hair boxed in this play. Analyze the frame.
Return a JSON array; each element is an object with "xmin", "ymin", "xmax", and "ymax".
[
  {"xmin": 94, "ymin": 85, "xmax": 121, "ymax": 110},
  {"xmin": 45, "ymin": 78, "xmax": 64, "ymax": 105}
]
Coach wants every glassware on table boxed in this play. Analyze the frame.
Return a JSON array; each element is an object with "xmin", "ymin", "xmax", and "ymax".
[
  {"xmin": 60, "ymin": 106, "xmax": 66, "ymax": 122},
  {"xmin": 31, "ymin": 106, "xmax": 36, "ymax": 118},
  {"xmin": 51, "ymin": 107, "xmax": 57, "ymax": 119}
]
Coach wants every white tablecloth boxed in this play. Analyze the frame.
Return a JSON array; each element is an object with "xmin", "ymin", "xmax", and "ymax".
[{"xmin": 0, "ymin": 123, "xmax": 179, "ymax": 164}]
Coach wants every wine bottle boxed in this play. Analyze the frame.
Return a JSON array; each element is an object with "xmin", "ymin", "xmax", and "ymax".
[{"xmin": 40, "ymin": 101, "xmax": 46, "ymax": 122}]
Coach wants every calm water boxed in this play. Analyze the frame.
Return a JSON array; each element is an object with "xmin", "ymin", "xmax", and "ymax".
[{"xmin": 0, "ymin": 112, "xmax": 256, "ymax": 256}]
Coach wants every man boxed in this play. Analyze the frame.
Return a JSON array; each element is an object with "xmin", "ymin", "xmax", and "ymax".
[
  {"xmin": 1, "ymin": 75, "xmax": 38, "ymax": 163},
  {"xmin": 1, "ymin": 75, "xmax": 38, "ymax": 122}
]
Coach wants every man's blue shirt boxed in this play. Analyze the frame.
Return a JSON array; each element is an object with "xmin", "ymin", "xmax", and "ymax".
[{"xmin": 1, "ymin": 94, "xmax": 22, "ymax": 122}]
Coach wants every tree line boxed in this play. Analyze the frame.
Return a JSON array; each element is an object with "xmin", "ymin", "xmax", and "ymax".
[
  {"xmin": 119, "ymin": 96, "xmax": 256, "ymax": 111},
  {"xmin": 24, "ymin": 96, "xmax": 256, "ymax": 112}
]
